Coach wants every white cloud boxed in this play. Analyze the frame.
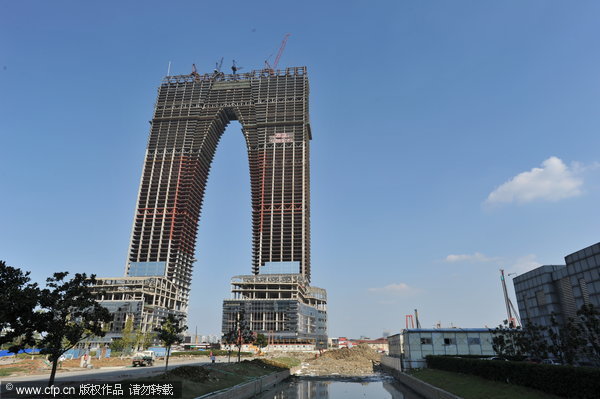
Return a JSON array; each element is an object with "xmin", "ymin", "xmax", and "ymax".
[
  {"xmin": 485, "ymin": 156, "xmax": 583, "ymax": 205},
  {"xmin": 445, "ymin": 252, "xmax": 494, "ymax": 263},
  {"xmin": 509, "ymin": 254, "xmax": 542, "ymax": 275},
  {"xmin": 368, "ymin": 282, "xmax": 420, "ymax": 296}
]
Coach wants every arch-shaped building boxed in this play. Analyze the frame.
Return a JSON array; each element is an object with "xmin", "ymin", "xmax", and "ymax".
[{"xmin": 95, "ymin": 67, "xmax": 327, "ymax": 348}]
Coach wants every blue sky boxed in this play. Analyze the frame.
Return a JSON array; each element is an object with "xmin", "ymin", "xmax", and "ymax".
[{"xmin": 1, "ymin": 1, "xmax": 600, "ymax": 338}]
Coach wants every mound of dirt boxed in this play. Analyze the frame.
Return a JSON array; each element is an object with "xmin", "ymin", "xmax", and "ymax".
[
  {"xmin": 162, "ymin": 366, "xmax": 210, "ymax": 382},
  {"xmin": 296, "ymin": 344, "xmax": 382, "ymax": 377}
]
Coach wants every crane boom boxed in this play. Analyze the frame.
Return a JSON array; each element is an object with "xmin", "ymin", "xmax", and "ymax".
[
  {"xmin": 265, "ymin": 33, "xmax": 291, "ymax": 73},
  {"xmin": 272, "ymin": 33, "xmax": 291, "ymax": 70},
  {"xmin": 500, "ymin": 269, "xmax": 520, "ymax": 328}
]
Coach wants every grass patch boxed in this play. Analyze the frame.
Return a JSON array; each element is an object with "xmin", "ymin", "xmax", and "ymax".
[
  {"xmin": 266, "ymin": 357, "xmax": 301, "ymax": 368},
  {"xmin": 15, "ymin": 353, "xmax": 43, "ymax": 359},
  {"xmin": 410, "ymin": 369, "xmax": 562, "ymax": 399},
  {"xmin": 0, "ymin": 367, "xmax": 26, "ymax": 377},
  {"xmin": 126, "ymin": 359, "xmax": 286, "ymax": 399}
]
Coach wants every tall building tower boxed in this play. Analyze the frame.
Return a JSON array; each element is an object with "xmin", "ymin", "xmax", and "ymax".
[
  {"xmin": 94, "ymin": 66, "xmax": 327, "ymax": 347},
  {"xmin": 126, "ymin": 66, "xmax": 312, "ymax": 313}
]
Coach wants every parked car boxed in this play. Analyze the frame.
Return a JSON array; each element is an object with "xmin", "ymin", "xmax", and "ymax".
[
  {"xmin": 541, "ymin": 359, "xmax": 562, "ymax": 366},
  {"xmin": 489, "ymin": 357, "xmax": 508, "ymax": 361}
]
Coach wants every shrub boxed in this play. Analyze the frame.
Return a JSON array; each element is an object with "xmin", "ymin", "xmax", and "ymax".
[{"xmin": 426, "ymin": 355, "xmax": 600, "ymax": 398}]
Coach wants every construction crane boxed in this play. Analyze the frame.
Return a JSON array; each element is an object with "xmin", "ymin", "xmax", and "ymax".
[
  {"xmin": 231, "ymin": 59, "xmax": 243, "ymax": 75},
  {"xmin": 414, "ymin": 309, "xmax": 422, "ymax": 328},
  {"xmin": 264, "ymin": 33, "xmax": 291, "ymax": 73},
  {"xmin": 214, "ymin": 57, "xmax": 224, "ymax": 74},
  {"xmin": 500, "ymin": 269, "xmax": 521, "ymax": 328},
  {"xmin": 191, "ymin": 63, "xmax": 200, "ymax": 78}
]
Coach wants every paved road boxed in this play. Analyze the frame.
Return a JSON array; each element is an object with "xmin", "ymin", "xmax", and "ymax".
[{"xmin": 0, "ymin": 357, "xmax": 229, "ymax": 395}]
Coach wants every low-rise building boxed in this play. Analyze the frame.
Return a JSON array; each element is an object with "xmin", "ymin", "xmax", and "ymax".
[{"xmin": 386, "ymin": 328, "xmax": 495, "ymax": 369}]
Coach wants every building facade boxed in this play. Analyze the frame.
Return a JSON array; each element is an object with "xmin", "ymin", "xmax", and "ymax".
[
  {"xmin": 386, "ymin": 328, "xmax": 495, "ymax": 369},
  {"xmin": 513, "ymin": 242, "xmax": 600, "ymax": 328},
  {"xmin": 222, "ymin": 263, "xmax": 327, "ymax": 348},
  {"xmin": 94, "ymin": 66, "xmax": 327, "ymax": 345}
]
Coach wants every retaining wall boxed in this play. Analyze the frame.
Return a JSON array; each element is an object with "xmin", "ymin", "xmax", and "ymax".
[
  {"xmin": 380, "ymin": 355, "xmax": 461, "ymax": 399},
  {"xmin": 195, "ymin": 369, "xmax": 290, "ymax": 399}
]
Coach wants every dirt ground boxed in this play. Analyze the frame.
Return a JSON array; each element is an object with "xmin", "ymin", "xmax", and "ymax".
[
  {"xmin": 61, "ymin": 357, "xmax": 132, "ymax": 368},
  {"xmin": 0, "ymin": 356, "xmax": 134, "ymax": 376},
  {"xmin": 0, "ymin": 358, "xmax": 49, "ymax": 375},
  {"xmin": 268, "ymin": 344, "xmax": 382, "ymax": 377}
]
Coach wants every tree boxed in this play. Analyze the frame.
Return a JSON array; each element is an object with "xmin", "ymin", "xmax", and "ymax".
[
  {"xmin": 255, "ymin": 333, "xmax": 268, "ymax": 353},
  {"xmin": 0, "ymin": 261, "xmax": 40, "ymax": 354},
  {"xmin": 222, "ymin": 329, "xmax": 236, "ymax": 363},
  {"xmin": 492, "ymin": 321, "xmax": 521, "ymax": 358},
  {"xmin": 121, "ymin": 317, "xmax": 135, "ymax": 354},
  {"xmin": 547, "ymin": 314, "xmax": 583, "ymax": 365},
  {"xmin": 576, "ymin": 304, "xmax": 600, "ymax": 365},
  {"xmin": 517, "ymin": 323, "xmax": 549, "ymax": 359},
  {"xmin": 36, "ymin": 272, "xmax": 112, "ymax": 387},
  {"xmin": 155, "ymin": 314, "xmax": 187, "ymax": 371},
  {"xmin": 492, "ymin": 319, "xmax": 553, "ymax": 361},
  {"xmin": 109, "ymin": 338, "xmax": 125, "ymax": 353},
  {"xmin": 222, "ymin": 309, "xmax": 255, "ymax": 363},
  {"xmin": 134, "ymin": 328, "xmax": 155, "ymax": 351}
]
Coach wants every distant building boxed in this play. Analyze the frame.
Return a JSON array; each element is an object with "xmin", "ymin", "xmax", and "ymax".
[
  {"xmin": 513, "ymin": 242, "xmax": 600, "ymax": 328},
  {"xmin": 353, "ymin": 338, "xmax": 388, "ymax": 353},
  {"xmin": 386, "ymin": 328, "xmax": 495, "ymax": 369}
]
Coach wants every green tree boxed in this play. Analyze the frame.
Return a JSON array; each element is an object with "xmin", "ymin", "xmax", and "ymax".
[
  {"xmin": 155, "ymin": 314, "xmax": 187, "ymax": 371},
  {"xmin": 134, "ymin": 328, "xmax": 155, "ymax": 351},
  {"xmin": 222, "ymin": 309, "xmax": 255, "ymax": 363},
  {"xmin": 144, "ymin": 332, "xmax": 156, "ymax": 350},
  {"xmin": 576, "ymin": 304, "xmax": 600, "ymax": 365},
  {"xmin": 222, "ymin": 329, "xmax": 235, "ymax": 363},
  {"xmin": 255, "ymin": 333, "xmax": 268, "ymax": 353},
  {"xmin": 547, "ymin": 314, "xmax": 583, "ymax": 365},
  {"xmin": 0, "ymin": 261, "xmax": 40, "ymax": 354},
  {"xmin": 109, "ymin": 338, "xmax": 125, "ymax": 353},
  {"xmin": 121, "ymin": 317, "xmax": 135, "ymax": 354},
  {"xmin": 36, "ymin": 272, "xmax": 112, "ymax": 387},
  {"xmin": 517, "ymin": 323, "xmax": 549, "ymax": 359},
  {"xmin": 492, "ymin": 321, "xmax": 520, "ymax": 358}
]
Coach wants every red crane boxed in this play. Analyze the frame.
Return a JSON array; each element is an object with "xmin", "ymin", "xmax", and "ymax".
[{"xmin": 265, "ymin": 33, "xmax": 291, "ymax": 73}]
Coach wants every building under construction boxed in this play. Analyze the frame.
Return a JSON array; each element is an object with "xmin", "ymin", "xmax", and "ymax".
[
  {"xmin": 93, "ymin": 64, "xmax": 327, "ymax": 347},
  {"xmin": 223, "ymin": 263, "xmax": 327, "ymax": 348}
]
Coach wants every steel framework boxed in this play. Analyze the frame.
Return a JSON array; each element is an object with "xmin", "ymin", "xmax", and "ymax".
[{"xmin": 126, "ymin": 67, "xmax": 313, "ymax": 313}]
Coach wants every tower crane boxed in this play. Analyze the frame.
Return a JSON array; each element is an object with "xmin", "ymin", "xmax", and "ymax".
[
  {"xmin": 214, "ymin": 57, "xmax": 224, "ymax": 73},
  {"xmin": 231, "ymin": 59, "xmax": 244, "ymax": 74},
  {"xmin": 264, "ymin": 33, "xmax": 291, "ymax": 73}
]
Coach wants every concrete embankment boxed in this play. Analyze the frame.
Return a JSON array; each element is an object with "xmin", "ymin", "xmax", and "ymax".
[
  {"xmin": 195, "ymin": 369, "xmax": 290, "ymax": 399},
  {"xmin": 380, "ymin": 356, "xmax": 462, "ymax": 399}
]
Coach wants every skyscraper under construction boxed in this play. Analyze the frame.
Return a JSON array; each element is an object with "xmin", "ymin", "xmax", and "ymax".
[{"xmin": 94, "ymin": 65, "xmax": 326, "ymax": 348}]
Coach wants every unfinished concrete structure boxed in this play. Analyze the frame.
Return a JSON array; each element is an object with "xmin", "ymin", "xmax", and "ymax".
[
  {"xmin": 94, "ymin": 65, "xmax": 327, "ymax": 346},
  {"xmin": 222, "ymin": 266, "xmax": 327, "ymax": 348},
  {"xmin": 93, "ymin": 277, "xmax": 175, "ymax": 333}
]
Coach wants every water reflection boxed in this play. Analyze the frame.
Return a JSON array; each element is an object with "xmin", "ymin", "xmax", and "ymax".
[{"xmin": 256, "ymin": 375, "xmax": 424, "ymax": 399}]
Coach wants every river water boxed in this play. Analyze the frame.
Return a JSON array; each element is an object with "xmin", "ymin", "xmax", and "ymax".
[{"xmin": 256, "ymin": 374, "xmax": 425, "ymax": 399}]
